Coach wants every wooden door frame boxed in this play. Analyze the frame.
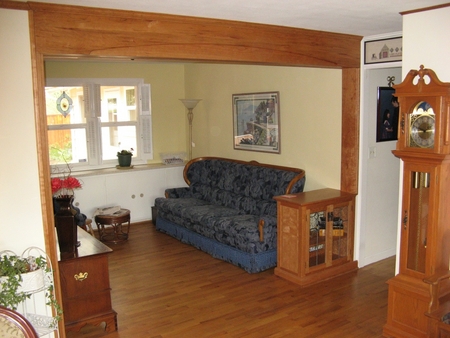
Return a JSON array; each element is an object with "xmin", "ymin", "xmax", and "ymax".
[{"xmin": 2, "ymin": 1, "xmax": 360, "ymax": 335}]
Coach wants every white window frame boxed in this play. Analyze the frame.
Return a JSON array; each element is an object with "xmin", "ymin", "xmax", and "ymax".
[{"xmin": 46, "ymin": 78, "xmax": 153, "ymax": 172}]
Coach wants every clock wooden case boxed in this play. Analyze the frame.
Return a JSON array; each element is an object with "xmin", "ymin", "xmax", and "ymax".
[{"xmin": 383, "ymin": 66, "xmax": 450, "ymax": 338}]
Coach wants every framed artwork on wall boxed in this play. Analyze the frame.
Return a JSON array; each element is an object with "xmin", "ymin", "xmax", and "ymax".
[
  {"xmin": 232, "ymin": 91, "xmax": 280, "ymax": 153},
  {"xmin": 376, "ymin": 86, "xmax": 398, "ymax": 142},
  {"xmin": 364, "ymin": 37, "xmax": 402, "ymax": 64}
]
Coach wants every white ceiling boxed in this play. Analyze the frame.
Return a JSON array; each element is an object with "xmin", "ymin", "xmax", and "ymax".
[{"xmin": 31, "ymin": 0, "xmax": 447, "ymax": 36}]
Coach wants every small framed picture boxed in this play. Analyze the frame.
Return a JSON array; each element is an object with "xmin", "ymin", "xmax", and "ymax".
[
  {"xmin": 377, "ymin": 86, "xmax": 398, "ymax": 142},
  {"xmin": 364, "ymin": 37, "xmax": 402, "ymax": 64},
  {"xmin": 232, "ymin": 91, "xmax": 280, "ymax": 153}
]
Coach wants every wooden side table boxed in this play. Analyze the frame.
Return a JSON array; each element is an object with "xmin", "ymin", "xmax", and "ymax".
[{"xmin": 95, "ymin": 209, "xmax": 131, "ymax": 244}]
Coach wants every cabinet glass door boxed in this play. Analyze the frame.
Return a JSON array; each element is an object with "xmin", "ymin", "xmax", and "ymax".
[
  {"xmin": 331, "ymin": 204, "xmax": 349, "ymax": 262},
  {"xmin": 308, "ymin": 204, "xmax": 349, "ymax": 268},
  {"xmin": 309, "ymin": 210, "xmax": 326, "ymax": 267}
]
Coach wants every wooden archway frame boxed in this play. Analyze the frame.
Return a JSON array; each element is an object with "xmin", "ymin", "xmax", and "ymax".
[{"xmin": 1, "ymin": 2, "xmax": 360, "ymax": 336}]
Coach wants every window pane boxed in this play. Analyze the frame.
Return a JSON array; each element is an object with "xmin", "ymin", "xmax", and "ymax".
[
  {"xmin": 48, "ymin": 128, "xmax": 88, "ymax": 165},
  {"xmin": 101, "ymin": 126, "xmax": 137, "ymax": 160},
  {"xmin": 101, "ymin": 86, "xmax": 137, "ymax": 122},
  {"xmin": 46, "ymin": 87, "xmax": 86, "ymax": 124}
]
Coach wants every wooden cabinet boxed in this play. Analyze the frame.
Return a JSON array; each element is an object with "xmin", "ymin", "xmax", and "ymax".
[
  {"xmin": 274, "ymin": 188, "xmax": 358, "ymax": 287},
  {"xmin": 59, "ymin": 228, "xmax": 117, "ymax": 333}
]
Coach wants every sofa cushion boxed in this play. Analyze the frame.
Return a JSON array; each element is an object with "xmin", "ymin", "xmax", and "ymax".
[
  {"xmin": 185, "ymin": 159, "xmax": 305, "ymax": 216},
  {"xmin": 156, "ymin": 198, "xmax": 276, "ymax": 254},
  {"xmin": 210, "ymin": 215, "xmax": 275, "ymax": 254}
]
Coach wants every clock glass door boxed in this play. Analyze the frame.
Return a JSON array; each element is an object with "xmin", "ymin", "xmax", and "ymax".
[
  {"xmin": 409, "ymin": 101, "xmax": 435, "ymax": 149},
  {"xmin": 406, "ymin": 171, "xmax": 430, "ymax": 273}
]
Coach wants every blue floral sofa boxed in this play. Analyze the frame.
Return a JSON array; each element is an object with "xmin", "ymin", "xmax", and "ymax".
[{"xmin": 155, "ymin": 157, "xmax": 306, "ymax": 273}]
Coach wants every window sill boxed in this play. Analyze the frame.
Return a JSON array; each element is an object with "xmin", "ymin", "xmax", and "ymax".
[{"xmin": 71, "ymin": 162, "xmax": 185, "ymax": 178}]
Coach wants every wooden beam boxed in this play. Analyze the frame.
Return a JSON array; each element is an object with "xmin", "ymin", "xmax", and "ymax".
[
  {"xmin": 341, "ymin": 68, "xmax": 360, "ymax": 194},
  {"xmin": 28, "ymin": 2, "xmax": 361, "ymax": 68}
]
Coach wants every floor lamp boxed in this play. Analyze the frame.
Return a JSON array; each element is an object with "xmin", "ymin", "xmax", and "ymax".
[{"xmin": 179, "ymin": 99, "xmax": 201, "ymax": 160}]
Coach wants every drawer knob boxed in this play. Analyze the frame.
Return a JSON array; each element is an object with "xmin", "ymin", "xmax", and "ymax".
[{"xmin": 74, "ymin": 272, "xmax": 88, "ymax": 282}]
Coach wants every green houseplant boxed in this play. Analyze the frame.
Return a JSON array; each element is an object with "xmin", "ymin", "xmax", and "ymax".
[
  {"xmin": 0, "ymin": 250, "xmax": 62, "ymax": 327},
  {"xmin": 117, "ymin": 148, "xmax": 133, "ymax": 167}
]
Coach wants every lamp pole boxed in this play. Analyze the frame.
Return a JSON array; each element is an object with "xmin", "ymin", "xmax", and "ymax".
[{"xmin": 179, "ymin": 99, "xmax": 201, "ymax": 160}]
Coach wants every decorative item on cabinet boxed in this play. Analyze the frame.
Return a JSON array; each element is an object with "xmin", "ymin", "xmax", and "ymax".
[
  {"xmin": 54, "ymin": 196, "xmax": 78, "ymax": 259},
  {"xmin": 51, "ymin": 162, "xmax": 84, "ymax": 259}
]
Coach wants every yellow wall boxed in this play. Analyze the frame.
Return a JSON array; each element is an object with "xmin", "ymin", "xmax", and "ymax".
[
  {"xmin": 186, "ymin": 64, "xmax": 342, "ymax": 190},
  {"xmin": 45, "ymin": 61, "xmax": 342, "ymax": 191}
]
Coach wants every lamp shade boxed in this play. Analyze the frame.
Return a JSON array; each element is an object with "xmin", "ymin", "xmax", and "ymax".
[{"xmin": 179, "ymin": 99, "xmax": 201, "ymax": 109}]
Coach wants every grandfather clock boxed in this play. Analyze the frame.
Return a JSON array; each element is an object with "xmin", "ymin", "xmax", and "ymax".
[{"xmin": 383, "ymin": 66, "xmax": 450, "ymax": 337}]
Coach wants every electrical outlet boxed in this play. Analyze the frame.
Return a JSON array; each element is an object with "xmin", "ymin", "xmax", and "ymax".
[{"xmin": 369, "ymin": 146, "xmax": 377, "ymax": 159}]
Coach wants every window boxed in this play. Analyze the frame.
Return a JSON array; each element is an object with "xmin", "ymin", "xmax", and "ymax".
[{"xmin": 46, "ymin": 78, "xmax": 152, "ymax": 170}]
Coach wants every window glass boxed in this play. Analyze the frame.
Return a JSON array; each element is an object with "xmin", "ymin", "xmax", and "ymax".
[
  {"xmin": 101, "ymin": 126, "xmax": 137, "ymax": 160},
  {"xmin": 46, "ymin": 86, "xmax": 86, "ymax": 164},
  {"xmin": 46, "ymin": 80, "xmax": 151, "ymax": 169}
]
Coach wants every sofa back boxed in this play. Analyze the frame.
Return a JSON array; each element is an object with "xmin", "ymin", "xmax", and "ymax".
[{"xmin": 183, "ymin": 157, "xmax": 306, "ymax": 217}]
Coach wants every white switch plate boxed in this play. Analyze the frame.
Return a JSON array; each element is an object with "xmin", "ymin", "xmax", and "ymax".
[{"xmin": 369, "ymin": 146, "xmax": 376, "ymax": 159}]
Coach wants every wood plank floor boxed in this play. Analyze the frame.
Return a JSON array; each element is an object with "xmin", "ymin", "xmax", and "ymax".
[{"xmin": 67, "ymin": 223, "xmax": 395, "ymax": 337}]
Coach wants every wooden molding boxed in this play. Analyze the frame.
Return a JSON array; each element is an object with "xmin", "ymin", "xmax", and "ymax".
[{"xmin": 28, "ymin": 2, "xmax": 361, "ymax": 68}]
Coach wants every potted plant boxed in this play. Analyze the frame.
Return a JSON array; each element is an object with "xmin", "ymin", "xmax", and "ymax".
[
  {"xmin": 117, "ymin": 148, "xmax": 133, "ymax": 167},
  {"xmin": 0, "ymin": 251, "xmax": 62, "ymax": 327}
]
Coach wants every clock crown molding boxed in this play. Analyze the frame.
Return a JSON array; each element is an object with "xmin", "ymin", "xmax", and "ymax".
[{"xmin": 394, "ymin": 64, "xmax": 450, "ymax": 96}]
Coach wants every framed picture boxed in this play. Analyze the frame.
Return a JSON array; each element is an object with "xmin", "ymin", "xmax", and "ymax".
[
  {"xmin": 364, "ymin": 37, "xmax": 402, "ymax": 64},
  {"xmin": 232, "ymin": 91, "xmax": 280, "ymax": 153},
  {"xmin": 376, "ymin": 86, "xmax": 398, "ymax": 142}
]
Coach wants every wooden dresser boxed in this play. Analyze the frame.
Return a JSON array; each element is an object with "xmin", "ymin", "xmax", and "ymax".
[{"xmin": 58, "ymin": 227, "xmax": 117, "ymax": 333}]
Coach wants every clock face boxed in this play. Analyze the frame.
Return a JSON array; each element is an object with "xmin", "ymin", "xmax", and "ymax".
[{"xmin": 409, "ymin": 102, "xmax": 435, "ymax": 149}]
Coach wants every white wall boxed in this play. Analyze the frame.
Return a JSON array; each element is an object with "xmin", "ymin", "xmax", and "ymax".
[
  {"xmin": 0, "ymin": 9, "xmax": 46, "ymax": 254},
  {"xmin": 388, "ymin": 4, "xmax": 450, "ymax": 272},
  {"xmin": 358, "ymin": 57, "xmax": 401, "ymax": 267},
  {"xmin": 402, "ymin": 6, "xmax": 450, "ymax": 80}
]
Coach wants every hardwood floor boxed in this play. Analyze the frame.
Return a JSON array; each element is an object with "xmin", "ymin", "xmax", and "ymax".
[{"xmin": 67, "ymin": 223, "xmax": 395, "ymax": 337}]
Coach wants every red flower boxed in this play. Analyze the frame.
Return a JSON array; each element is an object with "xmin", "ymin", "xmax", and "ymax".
[
  {"xmin": 51, "ymin": 176, "xmax": 82, "ymax": 196},
  {"xmin": 51, "ymin": 177, "xmax": 63, "ymax": 194},
  {"xmin": 63, "ymin": 176, "xmax": 82, "ymax": 190}
]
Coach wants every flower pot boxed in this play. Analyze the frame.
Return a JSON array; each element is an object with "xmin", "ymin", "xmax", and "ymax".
[
  {"xmin": 54, "ymin": 196, "xmax": 78, "ymax": 259},
  {"xmin": 0, "ymin": 269, "xmax": 45, "ymax": 294},
  {"xmin": 18, "ymin": 269, "xmax": 46, "ymax": 293},
  {"xmin": 117, "ymin": 154, "xmax": 132, "ymax": 167}
]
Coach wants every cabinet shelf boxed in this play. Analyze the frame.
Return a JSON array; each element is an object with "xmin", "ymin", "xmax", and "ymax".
[{"xmin": 274, "ymin": 188, "xmax": 358, "ymax": 287}]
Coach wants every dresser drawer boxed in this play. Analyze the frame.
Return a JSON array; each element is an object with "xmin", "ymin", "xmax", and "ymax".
[
  {"xmin": 59, "ymin": 254, "xmax": 110, "ymax": 298},
  {"xmin": 63, "ymin": 290, "xmax": 112, "ymax": 323}
]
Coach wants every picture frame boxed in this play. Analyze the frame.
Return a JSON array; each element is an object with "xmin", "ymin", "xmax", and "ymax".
[
  {"xmin": 376, "ymin": 86, "xmax": 398, "ymax": 142},
  {"xmin": 364, "ymin": 37, "xmax": 402, "ymax": 64},
  {"xmin": 232, "ymin": 91, "xmax": 280, "ymax": 153}
]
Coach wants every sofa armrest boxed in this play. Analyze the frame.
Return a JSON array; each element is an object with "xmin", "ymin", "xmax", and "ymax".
[
  {"xmin": 258, "ymin": 215, "xmax": 277, "ymax": 242},
  {"xmin": 165, "ymin": 187, "xmax": 191, "ymax": 198}
]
